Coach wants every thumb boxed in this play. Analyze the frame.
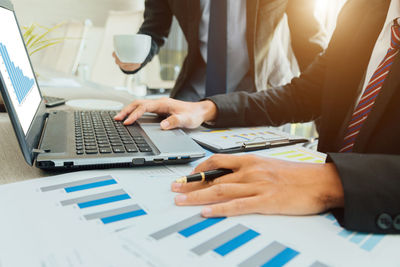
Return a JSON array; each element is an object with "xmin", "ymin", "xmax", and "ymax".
[{"xmin": 160, "ymin": 114, "xmax": 184, "ymax": 130}]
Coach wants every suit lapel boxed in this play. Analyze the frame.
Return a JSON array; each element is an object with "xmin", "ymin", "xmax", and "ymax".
[
  {"xmin": 355, "ymin": 53, "xmax": 400, "ymax": 151},
  {"xmin": 319, "ymin": 0, "xmax": 390, "ymax": 152}
]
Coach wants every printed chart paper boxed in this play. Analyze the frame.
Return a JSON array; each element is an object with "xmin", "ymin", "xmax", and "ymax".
[
  {"xmin": 0, "ymin": 146, "xmax": 398, "ymax": 266},
  {"xmin": 188, "ymin": 127, "xmax": 306, "ymax": 150}
]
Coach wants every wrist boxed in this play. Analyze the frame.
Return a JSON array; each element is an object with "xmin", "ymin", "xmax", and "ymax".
[
  {"xmin": 199, "ymin": 100, "xmax": 217, "ymax": 123},
  {"xmin": 320, "ymin": 163, "xmax": 345, "ymax": 209}
]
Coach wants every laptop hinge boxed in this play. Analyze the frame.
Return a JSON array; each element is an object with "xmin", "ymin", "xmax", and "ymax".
[{"xmin": 34, "ymin": 112, "xmax": 51, "ymax": 155}]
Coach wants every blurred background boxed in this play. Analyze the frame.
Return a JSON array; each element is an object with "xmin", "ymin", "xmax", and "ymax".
[{"xmin": 11, "ymin": 0, "xmax": 347, "ymax": 138}]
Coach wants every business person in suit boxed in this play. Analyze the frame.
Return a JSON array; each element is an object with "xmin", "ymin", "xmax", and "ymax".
[
  {"xmin": 113, "ymin": 0, "xmax": 324, "ymax": 101},
  {"xmin": 115, "ymin": 0, "xmax": 400, "ymax": 234}
]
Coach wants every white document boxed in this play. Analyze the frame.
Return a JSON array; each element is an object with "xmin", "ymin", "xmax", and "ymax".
[
  {"xmin": 117, "ymin": 208, "xmax": 400, "ymax": 267},
  {"xmin": 114, "ymin": 147, "xmax": 400, "ymax": 267},
  {"xmin": 0, "ymin": 146, "xmax": 398, "ymax": 266},
  {"xmin": 188, "ymin": 127, "xmax": 305, "ymax": 151}
]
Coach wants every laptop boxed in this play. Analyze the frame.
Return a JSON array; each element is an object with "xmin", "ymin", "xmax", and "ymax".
[{"xmin": 0, "ymin": 0, "xmax": 205, "ymax": 170}]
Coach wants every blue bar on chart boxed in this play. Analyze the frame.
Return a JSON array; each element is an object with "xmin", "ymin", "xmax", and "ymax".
[
  {"xmin": 84, "ymin": 204, "xmax": 147, "ymax": 224},
  {"xmin": 40, "ymin": 175, "xmax": 118, "ymax": 193},
  {"xmin": 338, "ymin": 229, "xmax": 353, "ymax": 238},
  {"xmin": 238, "ymin": 241, "xmax": 299, "ymax": 267},
  {"xmin": 77, "ymin": 194, "xmax": 130, "ymax": 208},
  {"xmin": 65, "ymin": 179, "xmax": 117, "ymax": 193},
  {"xmin": 60, "ymin": 189, "xmax": 131, "ymax": 209},
  {"xmin": 0, "ymin": 43, "xmax": 34, "ymax": 104},
  {"xmin": 179, "ymin": 217, "xmax": 226, "ymax": 237},
  {"xmin": 101, "ymin": 209, "xmax": 146, "ymax": 224},
  {"xmin": 262, "ymin": 247, "xmax": 299, "ymax": 267},
  {"xmin": 214, "ymin": 229, "xmax": 260, "ymax": 256},
  {"xmin": 150, "ymin": 214, "xmax": 226, "ymax": 240},
  {"xmin": 350, "ymin": 232, "xmax": 369, "ymax": 244},
  {"xmin": 191, "ymin": 224, "xmax": 259, "ymax": 256},
  {"xmin": 360, "ymin": 235, "xmax": 385, "ymax": 252}
]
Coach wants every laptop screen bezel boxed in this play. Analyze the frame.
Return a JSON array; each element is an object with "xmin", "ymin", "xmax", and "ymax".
[{"xmin": 0, "ymin": 0, "xmax": 47, "ymax": 166}]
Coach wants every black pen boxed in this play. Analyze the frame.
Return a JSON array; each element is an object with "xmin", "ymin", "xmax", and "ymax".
[{"xmin": 175, "ymin": 169, "xmax": 233, "ymax": 183}]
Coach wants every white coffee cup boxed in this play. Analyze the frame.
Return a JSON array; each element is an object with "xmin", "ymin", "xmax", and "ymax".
[{"xmin": 113, "ymin": 34, "xmax": 152, "ymax": 64}]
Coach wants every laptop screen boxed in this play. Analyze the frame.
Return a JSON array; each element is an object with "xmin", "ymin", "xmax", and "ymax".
[{"xmin": 0, "ymin": 6, "xmax": 41, "ymax": 134}]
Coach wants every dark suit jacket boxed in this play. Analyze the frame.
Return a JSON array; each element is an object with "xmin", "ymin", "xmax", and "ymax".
[
  {"xmin": 133, "ymin": 0, "xmax": 324, "ymax": 99},
  {"xmin": 208, "ymin": 0, "xmax": 400, "ymax": 234}
]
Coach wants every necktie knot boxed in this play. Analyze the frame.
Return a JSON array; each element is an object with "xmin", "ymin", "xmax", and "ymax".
[{"xmin": 390, "ymin": 19, "xmax": 400, "ymax": 50}]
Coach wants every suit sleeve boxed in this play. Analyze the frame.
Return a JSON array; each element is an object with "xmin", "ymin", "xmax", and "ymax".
[
  {"xmin": 286, "ymin": 0, "xmax": 326, "ymax": 71},
  {"xmin": 328, "ymin": 153, "xmax": 400, "ymax": 234},
  {"xmin": 122, "ymin": 0, "xmax": 173, "ymax": 75},
  {"xmin": 207, "ymin": 51, "xmax": 327, "ymax": 128}
]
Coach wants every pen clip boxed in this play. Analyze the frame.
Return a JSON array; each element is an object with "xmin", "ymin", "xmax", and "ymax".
[{"xmin": 242, "ymin": 138, "xmax": 290, "ymax": 149}]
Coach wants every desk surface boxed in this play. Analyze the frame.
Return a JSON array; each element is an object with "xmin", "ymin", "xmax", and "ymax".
[{"xmin": 0, "ymin": 69, "xmax": 155, "ymax": 185}]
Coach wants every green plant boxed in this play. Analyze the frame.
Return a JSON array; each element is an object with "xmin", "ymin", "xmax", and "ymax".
[{"xmin": 21, "ymin": 22, "xmax": 67, "ymax": 56}]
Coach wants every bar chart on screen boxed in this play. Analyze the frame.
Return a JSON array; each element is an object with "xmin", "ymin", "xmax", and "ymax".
[
  {"xmin": 0, "ymin": 42, "xmax": 35, "ymax": 104},
  {"xmin": 39, "ymin": 175, "xmax": 147, "ymax": 231}
]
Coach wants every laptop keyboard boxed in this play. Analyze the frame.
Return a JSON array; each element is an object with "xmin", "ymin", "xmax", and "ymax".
[{"xmin": 74, "ymin": 111, "xmax": 153, "ymax": 155}]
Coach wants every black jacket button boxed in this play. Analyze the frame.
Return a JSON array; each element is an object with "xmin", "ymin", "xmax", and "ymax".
[
  {"xmin": 394, "ymin": 215, "xmax": 400, "ymax": 231},
  {"xmin": 377, "ymin": 213, "xmax": 392, "ymax": 230}
]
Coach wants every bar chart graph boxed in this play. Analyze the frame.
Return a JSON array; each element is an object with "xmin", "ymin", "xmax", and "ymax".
[
  {"xmin": 191, "ymin": 224, "xmax": 260, "ymax": 257},
  {"xmin": 324, "ymin": 213, "xmax": 385, "ymax": 252},
  {"xmin": 0, "ymin": 42, "xmax": 35, "ymax": 104},
  {"xmin": 150, "ymin": 215, "xmax": 266, "ymax": 258},
  {"xmin": 41, "ymin": 175, "xmax": 118, "ymax": 193},
  {"xmin": 151, "ymin": 213, "xmax": 226, "ymax": 240},
  {"xmin": 60, "ymin": 189, "xmax": 131, "ymax": 209},
  {"xmin": 84, "ymin": 204, "xmax": 146, "ymax": 224},
  {"xmin": 40, "ymin": 175, "xmax": 147, "ymax": 225},
  {"xmin": 238, "ymin": 241, "xmax": 299, "ymax": 267},
  {"xmin": 146, "ymin": 213, "xmax": 308, "ymax": 266}
]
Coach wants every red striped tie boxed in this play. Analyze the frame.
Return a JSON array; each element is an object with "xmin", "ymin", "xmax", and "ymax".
[{"xmin": 339, "ymin": 19, "xmax": 400, "ymax": 153}]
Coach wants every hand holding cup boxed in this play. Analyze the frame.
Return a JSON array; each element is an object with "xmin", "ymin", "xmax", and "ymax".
[{"xmin": 113, "ymin": 34, "xmax": 151, "ymax": 72}]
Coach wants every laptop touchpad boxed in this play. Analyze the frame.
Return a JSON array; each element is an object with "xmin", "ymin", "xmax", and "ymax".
[{"xmin": 141, "ymin": 124, "xmax": 197, "ymax": 153}]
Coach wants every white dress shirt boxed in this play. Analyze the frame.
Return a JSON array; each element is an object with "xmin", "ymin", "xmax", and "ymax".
[
  {"xmin": 198, "ymin": 0, "xmax": 249, "ymax": 93},
  {"xmin": 357, "ymin": 0, "xmax": 400, "ymax": 105}
]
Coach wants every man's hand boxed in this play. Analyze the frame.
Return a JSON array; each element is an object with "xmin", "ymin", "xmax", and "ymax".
[
  {"xmin": 114, "ymin": 98, "xmax": 218, "ymax": 129},
  {"xmin": 113, "ymin": 52, "xmax": 141, "ymax": 72},
  {"xmin": 171, "ymin": 154, "xmax": 344, "ymax": 217}
]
